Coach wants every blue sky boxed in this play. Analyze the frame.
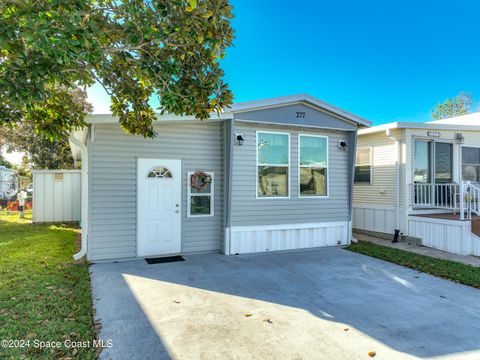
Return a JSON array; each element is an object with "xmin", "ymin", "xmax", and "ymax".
[{"xmin": 88, "ymin": 0, "xmax": 480, "ymax": 125}]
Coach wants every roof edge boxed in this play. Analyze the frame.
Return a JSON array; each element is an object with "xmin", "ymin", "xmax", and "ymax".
[
  {"xmin": 230, "ymin": 93, "xmax": 371, "ymax": 127},
  {"xmin": 359, "ymin": 121, "xmax": 480, "ymax": 135},
  {"xmin": 85, "ymin": 94, "xmax": 372, "ymax": 127}
]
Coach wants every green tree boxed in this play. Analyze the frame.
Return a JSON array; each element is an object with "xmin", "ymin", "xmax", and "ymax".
[
  {"xmin": 0, "ymin": 154, "xmax": 13, "ymax": 168},
  {"xmin": 432, "ymin": 92, "xmax": 473, "ymax": 120},
  {"xmin": 0, "ymin": 125, "xmax": 76, "ymax": 170},
  {"xmin": 0, "ymin": 0, "xmax": 234, "ymax": 139},
  {"xmin": 0, "ymin": 88, "xmax": 92, "ymax": 170}
]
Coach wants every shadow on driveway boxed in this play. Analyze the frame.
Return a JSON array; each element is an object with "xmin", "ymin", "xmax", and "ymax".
[{"xmin": 90, "ymin": 247, "xmax": 480, "ymax": 359}]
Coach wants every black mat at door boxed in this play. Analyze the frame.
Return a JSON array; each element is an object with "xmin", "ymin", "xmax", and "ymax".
[{"xmin": 145, "ymin": 256, "xmax": 185, "ymax": 264}]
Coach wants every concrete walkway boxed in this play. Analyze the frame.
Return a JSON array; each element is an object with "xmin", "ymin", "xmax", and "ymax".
[
  {"xmin": 90, "ymin": 248, "xmax": 480, "ymax": 360},
  {"xmin": 354, "ymin": 232, "xmax": 480, "ymax": 267}
]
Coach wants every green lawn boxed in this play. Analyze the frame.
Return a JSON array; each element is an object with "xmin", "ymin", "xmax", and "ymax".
[
  {"xmin": 0, "ymin": 211, "xmax": 97, "ymax": 359},
  {"xmin": 348, "ymin": 240, "xmax": 480, "ymax": 289}
]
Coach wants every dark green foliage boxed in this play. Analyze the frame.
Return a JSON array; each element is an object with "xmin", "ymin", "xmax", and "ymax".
[
  {"xmin": 0, "ymin": 0, "xmax": 234, "ymax": 139},
  {"xmin": 0, "ymin": 88, "xmax": 92, "ymax": 170}
]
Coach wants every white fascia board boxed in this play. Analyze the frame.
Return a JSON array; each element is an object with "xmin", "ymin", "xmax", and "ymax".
[
  {"xmin": 85, "ymin": 112, "xmax": 233, "ymax": 124},
  {"xmin": 359, "ymin": 121, "xmax": 480, "ymax": 136},
  {"xmin": 85, "ymin": 93, "xmax": 372, "ymax": 127},
  {"xmin": 69, "ymin": 127, "xmax": 89, "ymax": 161}
]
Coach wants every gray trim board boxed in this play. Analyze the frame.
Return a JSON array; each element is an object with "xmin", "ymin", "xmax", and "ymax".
[
  {"xmin": 224, "ymin": 119, "xmax": 234, "ymax": 228},
  {"xmin": 347, "ymin": 129, "xmax": 358, "ymax": 219}
]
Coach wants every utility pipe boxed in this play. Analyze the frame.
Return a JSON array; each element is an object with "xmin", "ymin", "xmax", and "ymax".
[{"xmin": 69, "ymin": 132, "xmax": 89, "ymax": 261}]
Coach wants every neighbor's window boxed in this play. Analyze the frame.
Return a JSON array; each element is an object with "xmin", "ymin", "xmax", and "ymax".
[
  {"xmin": 355, "ymin": 147, "xmax": 372, "ymax": 183},
  {"xmin": 299, "ymin": 135, "xmax": 328, "ymax": 197},
  {"xmin": 188, "ymin": 171, "xmax": 214, "ymax": 217},
  {"xmin": 462, "ymin": 147, "xmax": 480, "ymax": 182},
  {"xmin": 257, "ymin": 131, "xmax": 289, "ymax": 197}
]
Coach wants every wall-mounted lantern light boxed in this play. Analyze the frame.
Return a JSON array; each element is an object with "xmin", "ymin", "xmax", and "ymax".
[
  {"xmin": 235, "ymin": 133, "xmax": 245, "ymax": 146},
  {"xmin": 455, "ymin": 132, "xmax": 465, "ymax": 144},
  {"xmin": 338, "ymin": 140, "xmax": 347, "ymax": 151}
]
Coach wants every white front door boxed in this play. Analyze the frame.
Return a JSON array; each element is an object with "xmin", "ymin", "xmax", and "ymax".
[{"xmin": 137, "ymin": 159, "xmax": 182, "ymax": 257}]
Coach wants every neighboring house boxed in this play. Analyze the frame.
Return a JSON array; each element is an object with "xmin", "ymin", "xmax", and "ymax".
[
  {"xmin": 353, "ymin": 113, "xmax": 480, "ymax": 256},
  {"xmin": 0, "ymin": 165, "xmax": 18, "ymax": 201},
  {"xmin": 70, "ymin": 94, "xmax": 371, "ymax": 261}
]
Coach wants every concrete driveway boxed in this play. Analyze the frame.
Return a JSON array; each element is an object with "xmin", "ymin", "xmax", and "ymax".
[{"xmin": 90, "ymin": 248, "xmax": 480, "ymax": 360}]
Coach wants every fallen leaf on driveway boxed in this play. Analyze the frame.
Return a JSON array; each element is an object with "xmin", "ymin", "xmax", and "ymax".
[
  {"xmin": 343, "ymin": 328, "xmax": 349, "ymax": 331},
  {"xmin": 263, "ymin": 319, "xmax": 273, "ymax": 324},
  {"xmin": 368, "ymin": 351, "xmax": 376, "ymax": 357},
  {"xmin": 173, "ymin": 300, "xmax": 181, "ymax": 304},
  {"xmin": 244, "ymin": 314, "xmax": 252, "ymax": 317}
]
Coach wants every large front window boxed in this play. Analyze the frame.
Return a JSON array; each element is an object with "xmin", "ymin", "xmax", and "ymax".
[
  {"xmin": 299, "ymin": 135, "xmax": 328, "ymax": 197},
  {"xmin": 257, "ymin": 131, "xmax": 289, "ymax": 197},
  {"xmin": 462, "ymin": 147, "xmax": 480, "ymax": 182}
]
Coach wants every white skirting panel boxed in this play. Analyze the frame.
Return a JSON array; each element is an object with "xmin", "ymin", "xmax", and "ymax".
[
  {"xmin": 471, "ymin": 234, "xmax": 480, "ymax": 257},
  {"xmin": 352, "ymin": 205, "xmax": 397, "ymax": 234},
  {"xmin": 408, "ymin": 216, "xmax": 480, "ymax": 256},
  {"xmin": 229, "ymin": 222, "xmax": 349, "ymax": 255}
]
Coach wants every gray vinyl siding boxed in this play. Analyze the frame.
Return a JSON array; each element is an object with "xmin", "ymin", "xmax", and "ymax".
[
  {"xmin": 88, "ymin": 122, "xmax": 224, "ymax": 261},
  {"xmin": 230, "ymin": 122, "xmax": 351, "ymax": 226},
  {"xmin": 234, "ymin": 103, "xmax": 357, "ymax": 131}
]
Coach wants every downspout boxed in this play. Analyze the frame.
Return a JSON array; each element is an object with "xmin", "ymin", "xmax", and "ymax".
[
  {"xmin": 386, "ymin": 129, "xmax": 401, "ymax": 235},
  {"xmin": 69, "ymin": 131, "xmax": 89, "ymax": 261},
  {"xmin": 347, "ymin": 129, "xmax": 358, "ymax": 243}
]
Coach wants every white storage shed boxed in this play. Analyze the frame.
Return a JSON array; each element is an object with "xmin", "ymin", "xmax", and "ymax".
[{"xmin": 32, "ymin": 170, "xmax": 81, "ymax": 223}]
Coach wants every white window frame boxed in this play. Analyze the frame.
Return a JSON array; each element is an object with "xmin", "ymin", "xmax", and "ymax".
[
  {"xmin": 298, "ymin": 134, "xmax": 329, "ymax": 199},
  {"xmin": 460, "ymin": 145, "xmax": 480, "ymax": 183},
  {"xmin": 354, "ymin": 146, "xmax": 373, "ymax": 185},
  {"xmin": 412, "ymin": 136, "xmax": 455, "ymax": 184},
  {"xmin": 187, "ymin": 171, "xmax": 214, "ymax": 217},
  {"xmin": 256, "ymin": 130, "xmax": 290, "ymax": 199}
]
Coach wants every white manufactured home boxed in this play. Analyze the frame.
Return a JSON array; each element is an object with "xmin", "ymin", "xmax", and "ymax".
[
  {"xmin": 353, "ymin": 113, "xmax": 480, "ymax": 256},
  {"xmin": 70, "ymin": 94, "xmax": 371, "ymax": 261},
  {"xmin": 0, "ymin": 165, "xmax": 18, "ymax": 201}
]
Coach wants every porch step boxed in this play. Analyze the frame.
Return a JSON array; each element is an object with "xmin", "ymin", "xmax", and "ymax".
[{"xmin": 471, "ymin": 219, "xmax": 480, "ymax": 237}]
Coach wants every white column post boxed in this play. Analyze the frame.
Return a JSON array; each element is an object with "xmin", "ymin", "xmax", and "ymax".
[{"xmin": 460, "ymin": 181, "xmax": 465, "ymax": 220}]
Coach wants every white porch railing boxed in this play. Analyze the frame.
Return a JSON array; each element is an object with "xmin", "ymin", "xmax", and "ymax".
[
  {"xmin": 411, "ymin": 181, "xmax": 480, "ymax": 219},
  {"xmin": 411, "ymin": 183, "xmax": 458, "ymax": 210},
  {"xmin": 464, "ymin": 181, "xmax": 480, "ymax": 219}
]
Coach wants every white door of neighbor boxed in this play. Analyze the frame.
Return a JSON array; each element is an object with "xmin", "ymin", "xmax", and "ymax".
[{"xmin": 137, "ymin": 159, "xmax": 182, "ymax": 257}]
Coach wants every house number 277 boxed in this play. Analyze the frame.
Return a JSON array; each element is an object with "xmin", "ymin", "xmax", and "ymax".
[{"xmin": 296, "ymin": 112, "xmax": 306, "ymax": 118}]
